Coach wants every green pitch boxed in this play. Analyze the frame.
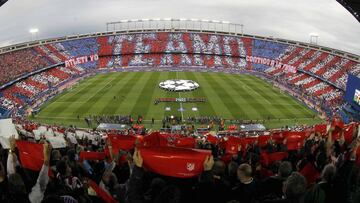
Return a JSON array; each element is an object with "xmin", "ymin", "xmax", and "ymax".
[{"xmin": 31, "ymin": 71, "xmax": 323, "ymax": 129}]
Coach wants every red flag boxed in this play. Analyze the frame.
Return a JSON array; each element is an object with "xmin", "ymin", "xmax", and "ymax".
[
  {"xmin": 225, "ymin": 136, "xmax": 242, "ymax": 154},
  {"xmin": 220, "ymin": 153, "xmax": 233, "ymax": 165},
  {"xmin": 108, "ymin": 135, "xmax": 136, "ymax": 153},
  {"xmin": 142, "ymin": 132, "xmax": 179, "ymax": 147},
  {"xmin": 258, "ymin": 135, "xmax": 271, "ymax": 147},
  {"xmin": 158, "ymin": 133, "xmax": 178, "ymax": 146},
  {"xmin": 332, "ymin": 118, "xmax": 344, "ymax": 129},
  {"xmin": 271, "ymin": 131, "xmax": 285, "ymax": 144},
  {"xmin": 140, "ymin": 147, "xmax": 211, "ymax": 178},
  {"xmin": 79, "ymin": 151, "xmax": 106, "ymax": 162},
  {"xmin": 343, "ymin": 125, "xmax": 354, "ymax": 144},
  {"xmin": 174, "ymin": 137, "xmax": 196, "ymax": 148},
  {"xmin": 88, "ymin": 179, "xmax": 118, "ymax": 203},
  {"xmin": 206, "ymin": 134, "xmax": 218, "ymax": 145},
  {"xmin": 268, "ymin": 152, "xmax": 288, "ymax": 162},
  {"xmin": 261, "ymin": 152, "xmax": 288, "ymax": 166},
  {"xmin": 286, "ymin": 135, "xmax": 304, "ymax": 151},
  {"xmin": 142, "ymin": 132, "xmax": 161, "ymax": 147},
  {"xmin": 300, "ymin": 162, "xmax": 320, "ymax": 185},
  {"xmin": 260, "ymin": 153, "xmax": 270, "ymax": 166},
  {"xmin": 283, "ymin": 131, "xmax": 307, "ymax": 139},
  {"xmin": 242, "ymin": 137, "xmax": 257, "ymax": 147},
  {"xmin": 314, "ymin": 124, "xmax": 327, "ymax": 135},
  {"xmin": 16, "ymin": 141, "xmax": 44, "ymax": 171},
  {"xmin": 329, "ymin": 119, "xmax": 344, "ymax": 140}
]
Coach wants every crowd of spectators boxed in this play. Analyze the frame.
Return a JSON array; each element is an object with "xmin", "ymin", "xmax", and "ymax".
[
  {"xmin": 261, "ymin": 39, "xmax": 360, "ymax": 111},
  {"xmin": 84, "ymin": 115, "xmax": 133, "ymax": 126},
  {"xmin": 0, "ymin": 118, "xmax": 359, "ymax": 203},
  {"xmin": 0, "ymin": 48, "xmax": 53, "ymax": 86},
  {"xmin": 0, "ymin": 66, "xmax": 78, "ymax": 111},
  {"xmin": 185, "ymin": 116, "xmax": 223, "ymax": 125},
  {"xmin": 0, "ymin": 32, "xmax": 360, "ymax": 122}
]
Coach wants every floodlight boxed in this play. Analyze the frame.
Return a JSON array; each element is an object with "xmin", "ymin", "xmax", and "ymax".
[{"xmin": 29, "ymin": 28, "xmax": 39, "ymax": 33}]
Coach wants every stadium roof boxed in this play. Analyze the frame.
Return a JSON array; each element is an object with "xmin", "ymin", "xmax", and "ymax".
[
  {"xmin": 337, "ymin": 0, "xmax": 360, "ymax": 22},
  {"xmin": 0, "ymin": 0, "xmax": 359, "ymax": 55},
  {"xmin": 0, "ymin": 0, "xmax": 8, "ymax": 7}
]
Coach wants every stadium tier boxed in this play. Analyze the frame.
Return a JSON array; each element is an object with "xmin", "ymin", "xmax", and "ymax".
[
  {"xmin": 0, "ymin": 29, "xmax": 360, "ymax": 203},
  {"xmin": 0, "ymin": 32, "xmax": 359, "ymax": 121}
]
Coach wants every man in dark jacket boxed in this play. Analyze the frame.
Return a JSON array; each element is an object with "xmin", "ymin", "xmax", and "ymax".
[
  {"xmin": 126, "ymin": 148, "xmax": 182, "ymax": 203},
  {"xmin": 305, "ymin": 163, "xmax": 337, "ymax": 203},
  {"xmin": 264, "ymin": 172, "xmax": 307, "ymax": 203},
  {"xmin": 230, "ymin": 163, "xmax": 259, "ymax": 203},
  {"xmin": 261, "ymin": 161, "xmax": 293, "ymax": 200},
  {"xmin": 197, "ymin": 156, "xmax": 232, "ymax": 203}
]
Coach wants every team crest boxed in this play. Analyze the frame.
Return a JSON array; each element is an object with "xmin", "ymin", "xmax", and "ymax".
[{"xmin": 186, "ymin": 162, "xmax": 195, "ymax": 171}]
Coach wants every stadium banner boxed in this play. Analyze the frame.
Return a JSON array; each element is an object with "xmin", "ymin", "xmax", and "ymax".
[
  {"xmin": 245, "ymin": 56, "xmax": 297, "ymax": 73},
  {"xmin": 65, "ymin": 54, "xmax": 99, "ymax": 68}
]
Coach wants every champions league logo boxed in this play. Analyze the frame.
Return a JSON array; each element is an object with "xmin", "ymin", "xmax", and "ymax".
[{"xmin": 159, "ymin": 79, "xmax": 199, "ymax": 92}]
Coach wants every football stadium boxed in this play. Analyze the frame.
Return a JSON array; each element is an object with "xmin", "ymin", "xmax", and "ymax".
[{"xmin": 0, "ymin": 0, "xmax": 360, "ymax": 203}]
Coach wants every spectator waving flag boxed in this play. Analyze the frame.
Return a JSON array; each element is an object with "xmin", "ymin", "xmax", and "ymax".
[
  {"xmin": 88, "ymin": 179, "xmax": 118, "ymax": 203},
  {"xmin": 140, "ymin": 147, "xmax": 211, "ymax": 178},
  {"xmin": 16, "ymin": 140, "xmax": 44, "ymax": 171},
  {"xmin": 79, "ymin": 151, "xmax": 106, "ymax": 162},
  {"xmin": 174, "ymin": 136, "xmax": 196, "ymax": 148},
  {"xmin": 108, "ymin": 134, "xmax": 137, "ymax": 153},
  {"xmin": 314, "ymin": 124, "xmax": 328, "ymax": 135}
]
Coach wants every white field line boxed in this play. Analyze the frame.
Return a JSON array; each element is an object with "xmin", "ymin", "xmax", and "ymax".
[
  {"xmin": 83, "ymin": 75, "xmax": 118, "ymax": 103},
  {"xmin": 242, "ymin": 84, "xmax": 272, "ymax": 104}
]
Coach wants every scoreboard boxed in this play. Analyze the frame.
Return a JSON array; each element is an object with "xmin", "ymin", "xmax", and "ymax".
[{"xmin": 345, "ymin": 74, "xmax": 360, "ymax": 111}]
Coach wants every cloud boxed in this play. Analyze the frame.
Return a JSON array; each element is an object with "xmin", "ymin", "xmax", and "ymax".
[{"xmin": 0, "ymin": 0, "xmax": 359, "ymax": 55}]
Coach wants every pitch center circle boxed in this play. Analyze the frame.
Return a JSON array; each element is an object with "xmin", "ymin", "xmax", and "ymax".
[{"xmin": 159, "ymin": 79, "xmax": 199, "ymax": 92}]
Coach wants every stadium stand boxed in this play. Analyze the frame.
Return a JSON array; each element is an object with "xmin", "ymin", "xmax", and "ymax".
[
  {"xmin": 0, "ymin": 29, "xmax": 359, "ymax": 203},
  {"xmin": 0, "ymin": 118, "xmax": 359, "ymax": 203},
  {"xmin": 0, "ymin": 48, "xmax": 54, "ymax": 86},
  {"xmin": 0, "ymin": 32, "xmax": 359, "ymax": 120}
]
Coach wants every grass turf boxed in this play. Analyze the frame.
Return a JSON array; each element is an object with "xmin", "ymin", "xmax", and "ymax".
[{"xmin": 30, "ymin": 71, "xmax": 323, "ymax": 129}]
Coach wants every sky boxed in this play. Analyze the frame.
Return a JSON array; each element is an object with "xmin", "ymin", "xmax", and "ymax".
[{"xmin": 0, "ymin": 0, "xmax": 359, "ymax": 55}]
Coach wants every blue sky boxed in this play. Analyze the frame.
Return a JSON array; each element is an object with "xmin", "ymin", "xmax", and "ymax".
[{"xmin": 0, "ymin": 0, "xmax": 359, "ymax": 55}]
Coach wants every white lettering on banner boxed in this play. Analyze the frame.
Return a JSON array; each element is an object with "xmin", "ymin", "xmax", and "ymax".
[
  {"xmin": 246, "ymin": 56, "xmax": 297, "ymax": 73},
  {"xmin": 65, "ymin": 54, "xmax": 99, "ymax": 68}
]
